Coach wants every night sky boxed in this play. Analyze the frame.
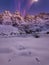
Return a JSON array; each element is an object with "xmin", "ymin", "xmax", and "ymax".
[{"xmin": 0, "ymin": 0, "xmax": 49, "ymax": 14}]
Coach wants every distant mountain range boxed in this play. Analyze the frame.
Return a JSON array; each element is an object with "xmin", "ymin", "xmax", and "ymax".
[
  {"xmin": 0, "ymin": 11, "xmax": 49, "ymax": 38},
  {"xmin": 0, "ymin": 11, "xmax": 49, "ymax": 25}
]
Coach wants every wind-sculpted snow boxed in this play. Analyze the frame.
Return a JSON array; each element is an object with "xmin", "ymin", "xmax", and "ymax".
[
  {"xmin": 0, "ymin": 37, "xmax": 49, "ymax": 65},
  {"xmin": 0, "ymin": 48, "xmax": 13, "ymax": 53}
]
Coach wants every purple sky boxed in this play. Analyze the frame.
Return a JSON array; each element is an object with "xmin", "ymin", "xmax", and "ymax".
[{"xmin": 0, "ymin": 0, "xmax": 49, "ymax": 15}]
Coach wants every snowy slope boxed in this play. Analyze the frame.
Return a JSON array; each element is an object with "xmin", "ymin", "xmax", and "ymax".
[
  {"xmin": 0, "ymin": 37, "xmax": 49, "ymax": 65},
  {"xmin": 0, "ymin": 25, "xmax": 18, "ymax": 33},
  {"xmin": 0, "ymin": 25, "xmax": 19, "ymax": 37},
  {"xmin": 0, "ymin": 24, "xmax": 49, "ymax": 38}
]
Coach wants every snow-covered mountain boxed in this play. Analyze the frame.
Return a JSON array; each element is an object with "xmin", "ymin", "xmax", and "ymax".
[
  {"xmin": 0, "ymin": 11, "xmax": 12, "ymax": 25},
  {"xmin": 0, "ymin": 11, "xmax": 49, "ymax": 37},
  {"xmin": 0, "ymin": 11, "xmax": 49, "ymax": 65},
  {"xmin": 0, "ymin": 11, "xmax": 49, "ymax": 25}
]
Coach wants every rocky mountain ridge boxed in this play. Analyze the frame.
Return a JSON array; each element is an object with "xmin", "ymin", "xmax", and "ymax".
[{"xmin": 0, "ymin": 11, "xmax": 49, "ymax": 25}]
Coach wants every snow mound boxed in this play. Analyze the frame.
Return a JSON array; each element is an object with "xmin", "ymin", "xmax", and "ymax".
[{"xmin": 0, "ymin": 25, "xmax": 19, "ymax": 37}]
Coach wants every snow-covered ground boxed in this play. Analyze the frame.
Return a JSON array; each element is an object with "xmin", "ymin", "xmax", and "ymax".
[
  {"xmin": 0, "ymin": 25, "xmax": 49, "ymax": 38},
  {"xmin": 0, "ymin": 18, "xmax": 49, "ymax": 65},
  {"xmin": 0, "ymin": 37, "xmax": 49, "ymax": 65}
]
